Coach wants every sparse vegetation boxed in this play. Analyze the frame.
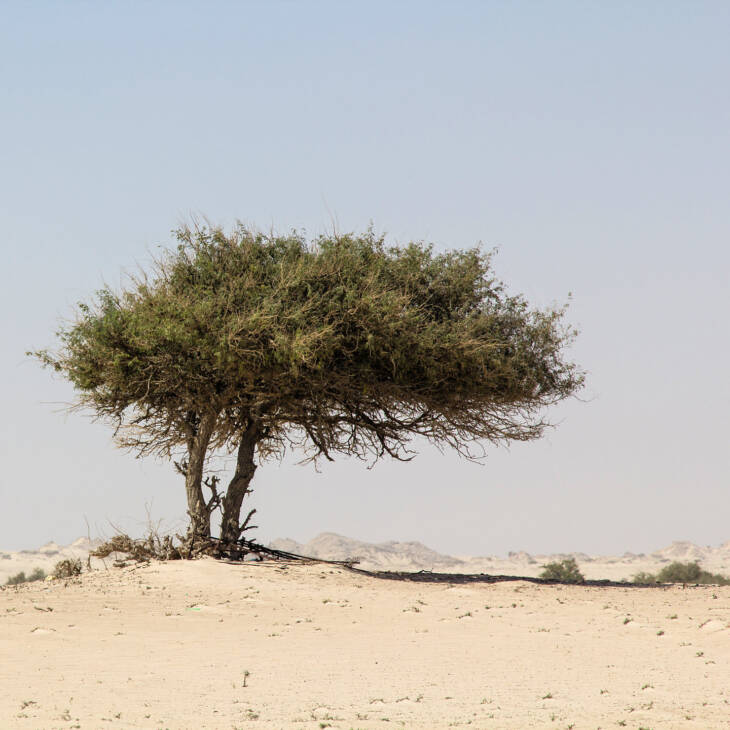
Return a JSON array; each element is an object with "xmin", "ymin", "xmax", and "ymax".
[
  {"xmin": 632, "ymin": 561, "xmax": 730, "ymax": 585},
  {"xmin": 3, "ymin": 560, "xmax": 84, "ymax": 585},
  {"xmin": 631, "ymin": 571, "xmax": 658, "ymax": 584},
  {"xmin": 539, "ymin": 558, "xmax": 585, "ymax": 583},
  {"xmin": 4, "ymin": 567, "xmax": 46, "ymax": 586},
  {"xmin": 91, "ymin": 532, "xmax": 185, "ymax": 563},
  {"xmin": 52, "ymin": 558, "xmax": 82, "ymax": 579}
]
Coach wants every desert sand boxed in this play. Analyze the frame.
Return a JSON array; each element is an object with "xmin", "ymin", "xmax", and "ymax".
[{"xmin": 2, "ymin": 556, "xmax": 730, "ymax": 729}]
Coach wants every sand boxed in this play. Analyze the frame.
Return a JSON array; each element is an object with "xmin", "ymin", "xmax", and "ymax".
[{"xmin": 2, "ymin": 559, "xmax": 730, "ymax": 729}]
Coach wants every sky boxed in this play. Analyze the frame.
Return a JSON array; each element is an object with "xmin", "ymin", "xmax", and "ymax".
[{"xmin": 2, "ymin": 1, "xmax": 728, "ymax": 556}]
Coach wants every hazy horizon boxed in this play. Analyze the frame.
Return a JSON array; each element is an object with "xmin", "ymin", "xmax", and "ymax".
[
  {"xmin": 10, "ymin": 528, "xmax": 730, "ymax": 561},
  {"xmin": 2, "ymin": 2, "xmax": 728, "ymax": 555}
]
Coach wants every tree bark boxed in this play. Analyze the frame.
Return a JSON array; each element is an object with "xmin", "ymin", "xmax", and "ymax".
[
  {"xmin": 219, "ymin": 418, "xmax": 259, "ymax": 544},
  {"xmin": 184, "ymin": 410, "xmax": 218, "ymax": 540}
]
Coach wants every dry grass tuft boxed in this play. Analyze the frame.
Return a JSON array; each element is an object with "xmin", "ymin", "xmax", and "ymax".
[
  {"xmin": 91, "ymin": 532, "xmax": 186, "ymax": 564},
  {"xmin": 52, "ymin": 559, "xmax": 82, "ymax": 579}
]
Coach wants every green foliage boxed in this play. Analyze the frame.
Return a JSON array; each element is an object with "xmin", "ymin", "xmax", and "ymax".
[
  {"xmin": 4, "ymin": 567, "xmax": 46, "ymax": 585},
  {"xmin": 34, "ymin": 223, "xmax": 583, "ymax": 460},
  {"xmin": 631, "ymin": 571, "xmax": 658, "ymax": 584},
  {"xmin": 5, "ymin": 571, "xmax": 26, "ymax": 586},
  {"xmin": 32, "ymin": 222, "xmax": 584, "ymax": 536},
  {"xmin": 633, "ymin": 561, "xmax": 730, "ymax": 585},
  {"xmin": 539, "ymin": 557, "xmax": 585, "ymax": 583}
]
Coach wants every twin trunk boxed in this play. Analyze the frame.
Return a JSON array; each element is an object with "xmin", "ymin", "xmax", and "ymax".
[
  {"xmin": 184, "ymin": 411, "xmax": 217, "ymax": 540},
  {"xmin": 220, "ymin": 420, "xmax": 258, "ymax": 544},
  {"xmin": 184, "ymin": 413, "xmax": 258, "ymax": 545}
]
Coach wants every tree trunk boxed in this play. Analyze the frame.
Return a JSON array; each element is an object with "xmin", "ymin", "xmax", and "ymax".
[
  {"xmin": 184, "ymin": 410, "xmax": 217, "ymax": 540},
  {"xmin": 220, "ymin": 419, "xmax": 259, "ymax": 544}
]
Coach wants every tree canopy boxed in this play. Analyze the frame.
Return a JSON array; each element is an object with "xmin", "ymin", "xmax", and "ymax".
[{"xmin": 34, "ymin": 223, "xmax": 584, "ymax": 545}]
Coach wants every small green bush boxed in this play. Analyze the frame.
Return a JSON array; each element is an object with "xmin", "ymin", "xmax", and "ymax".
[
  {"xmin": 5, "ymin": 571, "xmax": 27, "ymax": 586},
  {"xmin": 52, "ymin": 558, "xmax": 82, "ymax": 579},
  {"xmin": 631, "ymin": 571, "xmax": 658, "ymax": 584},
  {"xmin": 539, "ymin": 557, "xmax": 585, "ymax": 583},
  {"xmin": 4, "ymin": 567, "xmax": 46, "ymax": 586},
  {"xmin": 634, "ymin": 561, "xmax": 730, "ymax": 585},
  {"xmin": 657, "ymin": 561, "xmax": 703, "ymax": 583}
]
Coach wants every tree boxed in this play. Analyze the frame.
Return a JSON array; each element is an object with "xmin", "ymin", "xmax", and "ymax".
[{"xmin": 33, "ymin": 223, "xmax": 584, "ymax": 546}]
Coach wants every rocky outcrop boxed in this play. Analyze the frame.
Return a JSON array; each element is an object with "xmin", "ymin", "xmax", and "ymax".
[{"xmin": 270, "ymin": 532, "xmax": 465, "ymax": 571}]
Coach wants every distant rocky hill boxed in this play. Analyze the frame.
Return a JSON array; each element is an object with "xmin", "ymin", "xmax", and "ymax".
[
  {"xmin": 270, "ymin": 533, "xmax": 465, "ymax": 571},
  {"xmin": 0, "ymin": 537, "xmax": 102, "ymax": 584},
  {"xmin": 270, "ymin": 533, "xmax": 730, "ymax": 580},
  {"xmin": 3, "ymin": 534, "xmax": 730, "ymax": 584}
]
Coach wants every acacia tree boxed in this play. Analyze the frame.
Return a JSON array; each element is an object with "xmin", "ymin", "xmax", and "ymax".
[{"xmin": 34, "ymin": 223, "xmax": 583, "ymax": 545}]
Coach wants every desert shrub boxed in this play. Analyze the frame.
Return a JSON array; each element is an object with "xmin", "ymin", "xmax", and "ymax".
[
  {"xmin": 5, "ymin": 571, "xmax": 27, "ymax": 585},
  {"xmin": 657, "ymin": 561, "xmax": 729, "ymax": 585},
  {"xmin": 52, "ymin": 558, "xmax": 82, "ymax": 579},
  {"xmin": 90, "ymin": 532, "xmax": 185, "ymax": 563},
  {"xmin": 633, "ymin": 562, "xmax": 730, "ymax": 585},
  {"xmin": 539, "ymin": 557, "xmax": 585, "ymax": 583},
  {"xmin": 657, "ymin": 561, "xmax": 703, "ymax": 583},
  {"xmin": 631, "ymin": 571, "xmax": 659, "ymax": 584},
  {"xmin": 28, "ymin": 567, "xmax": 46, "ymax": 581},
  {"xmin": 698, "ymin": 568, "xmax": 730, "ymax": 585},
  {"xmin": 4, "ymin": 567, "xmax": 46, "ymax": 586}
]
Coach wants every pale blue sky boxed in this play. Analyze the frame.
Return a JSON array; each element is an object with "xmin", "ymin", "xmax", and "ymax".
[{"xmin": 2, "ymin": 1, "xmax": 728, "ymax": 555}]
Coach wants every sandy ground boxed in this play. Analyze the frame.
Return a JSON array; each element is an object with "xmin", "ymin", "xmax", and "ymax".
[{"xmin": 1, "ymin": 559, "xmax": 729, "ymax": 730}]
